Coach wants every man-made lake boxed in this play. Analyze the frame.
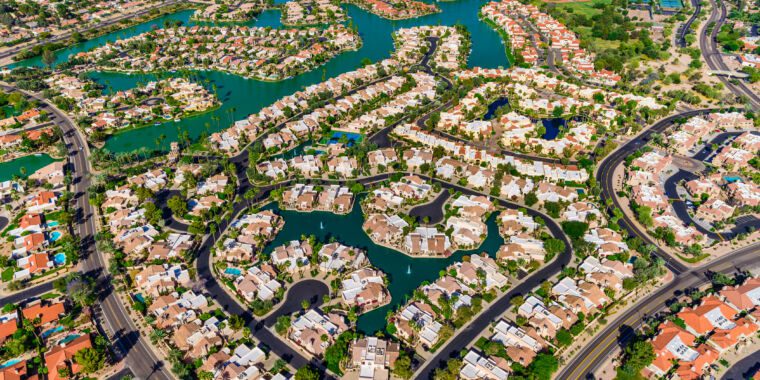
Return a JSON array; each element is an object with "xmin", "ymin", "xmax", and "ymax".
[
  {"xmin": 261, "ymin": 199, "xmax": 504, "ymax": 334},
  {"xmin": 0, "ymin": 154, "xmax": 57, "ymax": 182},
  {"xmin": 4, "ymin": 0, "xmax": 517, "ymax": 334},
  {"xmin": 9, "ymin": 0, "xmax": 509, "ymax": 154}
]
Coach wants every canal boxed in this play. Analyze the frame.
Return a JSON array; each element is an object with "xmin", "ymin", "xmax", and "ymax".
[
  {"xmin": 0, "ymin": 154, "xmax": 57, "ymax": 182},
  {"xmin": 6, "ymin": 0, "xmax": 510, "ymax": 154},
  {"xmin": 2, "ymin": 0, "xmax": 514, "ymax": 334},
  {"xmin": 260, "ymin": 198, "xmax": 505, "ymax": 334}
]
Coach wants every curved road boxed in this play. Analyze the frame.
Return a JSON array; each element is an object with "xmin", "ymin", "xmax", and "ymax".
[
  {"xmin": 677, "ymin": 0, "xmax": 701, "ymax": 48},
  {"xmin": 722, "ymin": 349, "xmax": 760, "ymax": 380},
  {"xmin": 557, "ymin": 242, "xmax": 760, "ymax": 380},
  {"xmin": 561, "ymin": 108, "xmax": 760, "ymax": 379},
  {"xmin": 701, "ymin": 0, "xmax": 760, "ymax": 108},
  {"xmin": 596, "ymin": 109, "xmax": 725, "ymax": 275},
  {"xmin": 0, "ymin": 83, "xmax": 172, "ymax": 380}
]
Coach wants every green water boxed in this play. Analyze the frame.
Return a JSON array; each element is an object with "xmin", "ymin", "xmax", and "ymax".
[
  {"xmin": 0, "ymin": 154, "xmax": 57, "ymax": 182},
  {"xmin": 261, "ymin": 198, "xmax": 504, "ymax": 334},
  {"xmin": 9, "ymin": 0, "xmax": 509, "ymax": 154},
  {"xmin": 3, "ymin": 0, "xmax": 513, "ymax": 334}
]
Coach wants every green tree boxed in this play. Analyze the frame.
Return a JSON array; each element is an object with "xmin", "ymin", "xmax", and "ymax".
[
  {"xmin": 42, "ymin": 49, "xmax": 56, "ymax": 68},
  {"xmin": 527, "ymin": 353, "xmax": 559, "ymax": 380},
  {"xmin": 393, "ymin": 352, "xmax": 414, "ymax": 379},
  {"xmin": 295, "ymin": 365, "xmax": 320, "ymax": 380},
  {"xmin": 167, "ymin": 195, "xmax": 187, "ymax": 217},
  {"xmin": 74, "ymin": 347, "xmax": 106, "ymax": 374},
  {"xmin": 275, "ymin": 315, "xmax": 291, "ymax": 336},
  {"xmin": 524, "ymin": 192, "xmax": 538, "ymax": 206}
]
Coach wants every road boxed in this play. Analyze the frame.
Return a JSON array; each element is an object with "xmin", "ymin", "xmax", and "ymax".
[
  {"xmin": 0, "ymin": 0, "xmax": 182, "ymax": 62},
  {"xmin": 677, "ymin": 0, "xmax": 701, "ymax": 47},
  {"xmin": 701, "ymin": 0, "xmax": 760, "ymax": 108},
  {"xmin": 722, "ymin": 349, "xmax": 760, "ymax": 379},
  {"xmin": 0, "ymin": 83, "xmax": 172, "ymax": 380},
  {"xmin": 663, "ymin": 169, "xmax": 759, "ymax": 241},
  {"xmin": 556, "ymin": 242, "xmax": 760, "ymax": 380},
  {"xmin": 409, "ymin": 191, "xmax": 450, "ymax": 224},
  {"xmin": 560, "ymin": 108, "xmax": 760, "ymax": 379},
  {"xmin": 596, "ymin": 109, "xmax": 727, "ymax": 275},
  {"xmin": 0, "ymin": 281, "xmax": 54, "ymax": 305}
]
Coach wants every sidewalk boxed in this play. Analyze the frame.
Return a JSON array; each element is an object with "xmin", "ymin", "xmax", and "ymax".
[{"xmin": 554, "ymin": 269, "xmax": 675, "ymax": 373}]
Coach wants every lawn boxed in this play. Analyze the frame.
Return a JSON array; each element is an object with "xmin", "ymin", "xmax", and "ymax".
[
  {"xmin": 2, "ymin": 267, "xmax": 13, "ymax": 282},
  {"xmin": 550, "ymin": 0, "xmax": 612, "ymax": 17}
]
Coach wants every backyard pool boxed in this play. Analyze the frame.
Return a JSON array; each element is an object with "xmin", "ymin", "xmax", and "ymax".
[
  {"xmin": 724, "ymin": 176, "xmax": 742, "ymax": 183},
  {"xmin": 46, "ymin": 221, "xmax": 59, "ymax": 228},
  {"xmin": 327, "ymin": 131, "xmax": 363, "ymax": 146},
  {"xmin": 224, "ymin": 267, "xmax": 243, "ymax": 276},
  {"xmin": 53, "ymin": 252, "xmax": 66, "ymax": 265},
  {"xmin": 58, "ymin": 334, "xmax": 81, "ymax": 345},
  {"xmin": 133, "ymin": 293, "xmax": 146, "ymax": 303},
  {"xmin": 49, "ymin": 231, "xmax": 62, "ymax": 242},
  {"xmin": 0, "ymin": 359, "xmax": 21, "ymax": 369},
  {"xmin": 40, "ymin": 325, "xmax": 63, "ymax": 338}
]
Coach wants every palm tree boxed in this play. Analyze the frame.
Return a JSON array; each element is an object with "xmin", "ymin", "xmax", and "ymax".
[{"xmin": 149, "ymin": 329, "xmax": 165, "ymax": 344}]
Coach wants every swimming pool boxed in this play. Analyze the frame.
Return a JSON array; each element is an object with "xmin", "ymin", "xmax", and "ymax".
[
  {"xmin": 133, "ymin": 293, "xmax": 146, "ymax": 303},
  {"xmin": 224, "ymin": 267, "xmax": 242, "ymax": 276},
  {"xmin": 41, "ymin": 325, "xmax": 63, "ymax": 338},
  {"xmin": 46, "ymin": 221, "xmax": 59, "ymax": 227},
  {"xmin": 50, "ymin": 231, "xmax": 62, "ymax": 242},
  {"xmin": 328, "ymin": 131, "xmax": 363, "ymax": 146},
  {"xmin": 58, "ymin": 334, "xmax": 81, "ymax": 345},
  {"xmin": 724, "ymin": 176, "xmax": 742, "ymax": 183},
  {"xmin": 53, "ymin": 252, "xmax": 66, "ymax": 265},
  {"xmin": 0, "ymin": 359, "xmax": 21, "ymax": 369}
]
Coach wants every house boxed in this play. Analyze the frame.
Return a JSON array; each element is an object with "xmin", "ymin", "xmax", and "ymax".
[
  {"xmin": 0, "ymin": 312, "xmax": 19, "ymax": 345},
  {"xmin": 25, "ymin": 191, "xmax": 59, "ymax": 213},
  {"xmin": 21, "ymin": 299, "xmax": 65, "ymax": 326},
  {"xmin": 319, "ymin": 243, "xmax": 367, "ymax": 272},
  {"xmin": 29, "ymin": 161, "xmax": 66, "ymax": 187},
  {"xmin": 289, "ymin": 310, "xmax": 348, "ymax": 357},
  {"xmin": 677, "ymin": 296, "xmax": 738, "ymax": 336},
  {"xmin": 347, "ymin": 337, "xmax": 400, "ymax": 380},
  {"xmin": 395, "ymin": 302, "xmax": 442, "ymax": 348},
  {"xmin": 45, "ymin": 335, "xmax": 94, "ymax": 380},
  {"xmin": 648, "ymin": 320, "xmax": 700, "ymax": 377},
  {"xmin": 461, "ymin": 349, "xmax": 510, "ymax": 380},
  {"xmin": 719, "ymin": 277, "xmax": 760, "ymax": 312},
  {"xmin": 341, "ymin": 268, "xmax": 389, "ymax": 311},
  {"xmin": 271, "ymin": 240, "xmax": 311, "ymax": 272}
]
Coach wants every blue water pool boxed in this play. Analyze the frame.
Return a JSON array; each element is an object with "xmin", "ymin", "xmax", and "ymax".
[
  {"xmin": 53, "ymin": 252, "xmax": 66, "ymax": 265},
  {"xmin": 46, "ymin": 221, "xmax": 59, "ymax": 227},
  {"xmin": 58, "ymin": 334, "xmax": 81, "ymax": 345},
  {"xmin": 50, "ymin": 231, "xmax": 62, "ymax": 241},
  {"xmin": 41, "ymin": 325, "xmax": 63, "ymax": 338},
  {"xmin": 0, "ymin": 359, "xmax": 21, "ymax": 369},
  {"xmin": 328, "ymin": 131, "xmax": 363, "ymax": 146},
  {"xmin": 724, "ymin": 176, "xmax": 742, "ymax": 183},
  {"xmin": 224, "ymin": 267, "xmax": 242, "ymax": 276},
  {"xmin": 133, "ymin": 293, "xmax": 146, "ymax": 303},
  {"xmin": 660, "ymin": 0, "xmax": 682, "ymax": 8}
]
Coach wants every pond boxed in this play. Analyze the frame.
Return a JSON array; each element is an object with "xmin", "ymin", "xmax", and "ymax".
[
  {"xmin": 483, "ymin": 97, "xmax": 510, "ymax": 120},
  {"xmin": 260, "ymin": 195, "xmax": 505, "ymax": 334},
  {"xmin": 540, "ymin": 118, "xmax": 567, "ymax": 140},
  {"xmin": 7, "ymin": 0, "xmax": 510, "ymax": 154},
  {"xmin": 0, "ymin": 154, "xmax": 57, "ymax": 182}
]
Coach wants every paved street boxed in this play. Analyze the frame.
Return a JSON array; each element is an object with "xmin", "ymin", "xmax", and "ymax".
[{"xmin": 0, "ymin": 83, "xmax": 172, "ymax": 380}]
